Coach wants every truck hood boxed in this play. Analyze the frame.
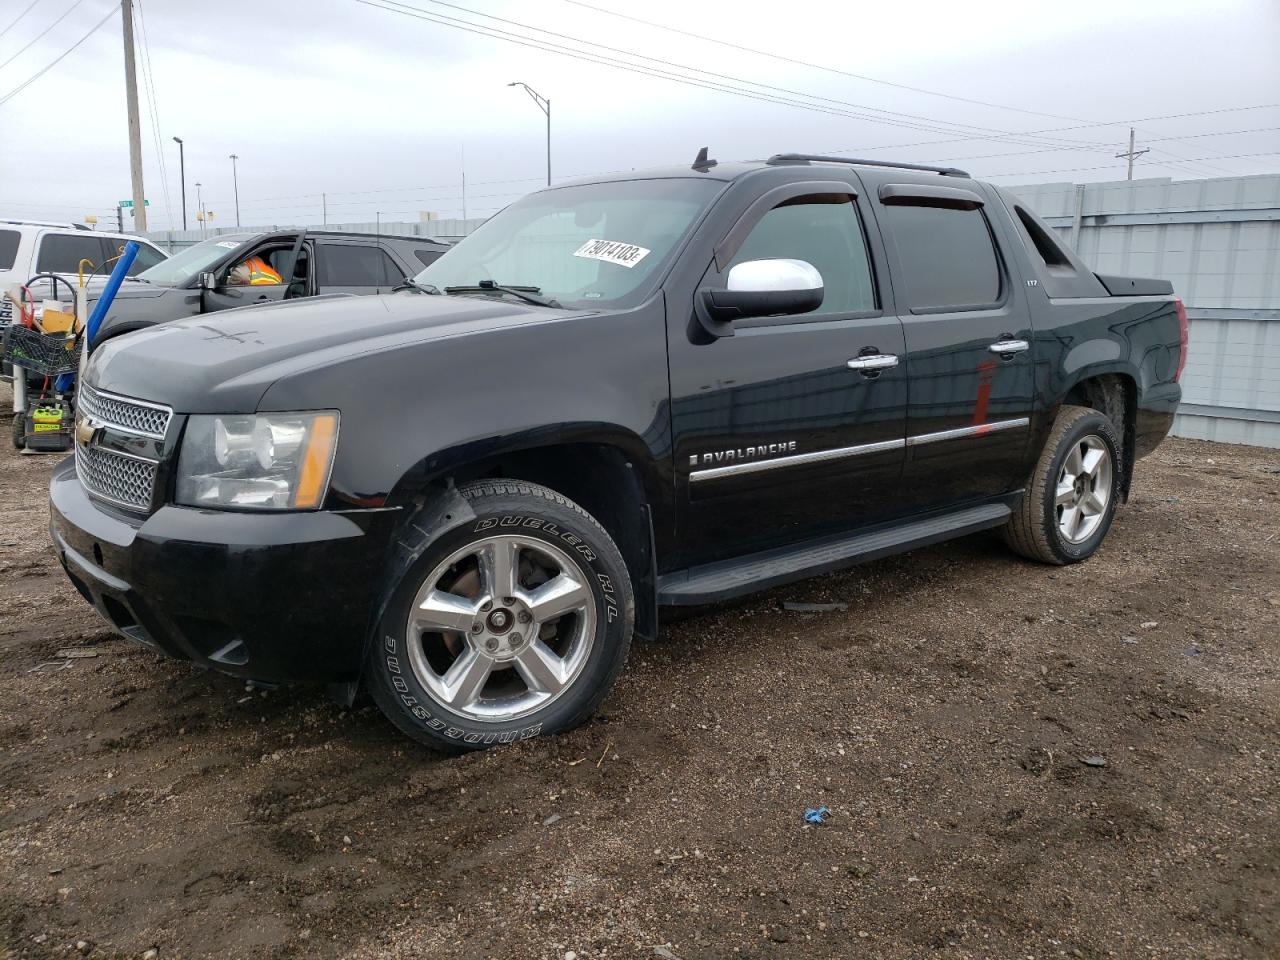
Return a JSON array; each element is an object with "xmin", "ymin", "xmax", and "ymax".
[{"xmin": 86, "ymin": 292, "xmax": 588, "ymax": 414}]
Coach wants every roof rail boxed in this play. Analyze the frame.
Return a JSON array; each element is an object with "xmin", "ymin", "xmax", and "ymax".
[{"xmin": 766, "ymin": 153, "xmax": 970, "ymax": 178}]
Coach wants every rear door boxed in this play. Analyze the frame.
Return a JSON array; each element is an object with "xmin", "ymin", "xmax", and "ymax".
[
  {"xmin": 871, "ymin": 179, "xmax": 1035, "ymax": 510},
  {"xmin": 669, "ymin": 179, "xmax": 908, "ymax": 566},
  {"xmin": 314, "ymin": 240, "xmax": 405, "ymax": 296}
]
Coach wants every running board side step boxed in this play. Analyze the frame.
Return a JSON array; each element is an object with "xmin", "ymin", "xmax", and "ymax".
[{"xmin": 657, "ymin": 502, "xmax": 1012, "ymax": 606}]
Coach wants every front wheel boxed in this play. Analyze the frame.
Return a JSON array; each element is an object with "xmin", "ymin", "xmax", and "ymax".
[
  {"xmin": 1004, "ymin": 405, "xmax": 1122, "ymax": 565},
  {"xmin": 366, "ymin": 480, "xmax": 634, "ymax": 751}
]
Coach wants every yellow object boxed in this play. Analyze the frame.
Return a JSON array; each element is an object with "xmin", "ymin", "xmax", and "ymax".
[
  {"xmin": 32, "ymin": 407, "xmax": 64, "ymax": 433},
  {"xmin": 295, "ymin": 414, "xmax": 339, "ymax": 509},
  {"xmin": 41, "ymin": 308, "xmax": 76, "ymax": 333}
]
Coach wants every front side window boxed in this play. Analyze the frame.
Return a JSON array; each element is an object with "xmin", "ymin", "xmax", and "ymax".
[
  {"xmin": 35, "ymin": 234, "xmax": 106, "ymax": 274},
  {"xmin": 881, "ymin": 204, "xmax": 1002, "ymax": 311},
  {"xmin": 415, "ymin": 177, "xmax": 723, "ymax": 309},
  {"xmin": 728, "ymin": 194, "xmax": 877, "ymax": 315}
]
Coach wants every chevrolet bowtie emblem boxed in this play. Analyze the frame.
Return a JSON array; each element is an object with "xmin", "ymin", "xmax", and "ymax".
[{"xmin": 74, "ymin": 413, "xmax": 102, "ymax": 446}]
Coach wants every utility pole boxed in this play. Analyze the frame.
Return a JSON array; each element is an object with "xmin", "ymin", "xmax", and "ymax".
[
  {"xmin": 322, "ymin": 193, "xmax": 327, "ymax": 226},
  {"xmin": 229, "ymin": 154, "xmax": 241, "ymax": 227},
  {"xmin": 121, "ymin": 0, "xmax": 147, "ymax": 230},
  {"xmin": 195, "ymin": 182, "xmax": 204, "ymax": 235},
  {"xmin": 172, "ymin": 137, "xmax": 187, "ymax": 230},
  {"xmin": 1116, "ymin": 127, "xmax": 1150, "ymax": 181}
]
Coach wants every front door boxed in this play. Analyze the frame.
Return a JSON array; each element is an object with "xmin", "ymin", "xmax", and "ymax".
[
  {"xmin": 669, "ymin": 183, "xmax": 908, "ymax": 568},
  {"xmin": 202, "ymin": 234, "xmax": 302, "ymax": 312},
  {"xmin": 872, "ymin": 182, "xmax": 1035, "ymax": 510}
]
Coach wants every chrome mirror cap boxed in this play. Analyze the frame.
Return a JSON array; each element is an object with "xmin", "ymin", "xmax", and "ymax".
[{"xmin": 726, "ymin": 258, "xmax": 823, "ymax": 294}]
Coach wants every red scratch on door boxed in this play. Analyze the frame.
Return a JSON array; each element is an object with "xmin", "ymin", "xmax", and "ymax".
[{"xmin": 972, "ymin": 359, "xmax": 998, "ymax": 425}]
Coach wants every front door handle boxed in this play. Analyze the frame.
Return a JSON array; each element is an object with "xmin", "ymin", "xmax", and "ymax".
[
  {"xmin": 989, "ymin": 338, "xmax": 1030, "ymax": 356},
  {"xmin": 846, "ymin": 354, "xmax": 899, "ymax": 372}
]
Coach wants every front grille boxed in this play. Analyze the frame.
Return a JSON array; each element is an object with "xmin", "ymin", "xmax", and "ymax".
[
  {"xmin": 78, "ymin": 385, "xmax": 172, "ymax": 439},
  {"xmin": 76, "ymin": 444, "xmax": 157, "ymax": 510}
]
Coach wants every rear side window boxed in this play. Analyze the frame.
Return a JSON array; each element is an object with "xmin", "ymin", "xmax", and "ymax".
[
  {"xmin": 317, "ymin": 244, "xmax": 403, "ymax": 286},
  {"xmin": 729, "ymin": 194, "xmax": 877, "ymax": 315},
  {"xmin": 0, "ymin": 230, "xmax": 19, "ymax": 270},
  {"xmin": 100, "ymin": 239, "xmax": 167, "ymax": 276},
  {"xmin": 882, "ymin": 205, "xmax": 1001, "ymax": 311},
  {"xmin": 35, "ymin": 234, "xmax": 107, "ymax": 275},
  {"xmin": 414, "ymin": 248, "xmax": 443, "ymax": 268}
]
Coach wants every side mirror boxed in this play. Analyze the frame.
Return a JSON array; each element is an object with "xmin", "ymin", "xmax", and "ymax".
[
  {"xmin": 694, "ymin": 259, "xmax": 824, "ymax": 340},
  {"xmin": 198, "ymin": 271, "xmax": 217, "ymax": 290}
]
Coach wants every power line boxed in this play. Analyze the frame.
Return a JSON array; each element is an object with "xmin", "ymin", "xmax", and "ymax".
[
  {"xmin": 0, "ymin": 4, "xmax": 114, "ymax": 106},
  {"xmin": 410, "ymin": 0, "xmax": 1121, "ymax": 150},
  {"xmin": 356, "ymin": 0, "xmax": 1129, "ymax": 155},
  {"xmin": 0, "ymin": 0, "xmax": 46, "ymax": 41},
  {"xmin": 557, "ymin": 0, "xmax": 1275, "ymax": 176},
  {"xmin": 0, "ymin": 0, "xmax": 91, "ymax": 71},
  {"xmin": 559, "ymin": 0, "xmax": 1094, "ymax": 126}
]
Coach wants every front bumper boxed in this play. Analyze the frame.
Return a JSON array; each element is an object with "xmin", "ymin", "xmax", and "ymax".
[{"xmin": 49, "ymin": 457, "xmax": 400, "ymax": 683}]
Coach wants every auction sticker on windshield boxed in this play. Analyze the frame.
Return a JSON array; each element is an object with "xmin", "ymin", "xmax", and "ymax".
[{"xmin": 573, "ymin": 239, "xmax": 650, "ymax": 269}]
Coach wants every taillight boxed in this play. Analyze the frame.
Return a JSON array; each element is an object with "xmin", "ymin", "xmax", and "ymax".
[{"xmin": 1174, "ymin": 297, "xmax": 1188, "ymax": 382}]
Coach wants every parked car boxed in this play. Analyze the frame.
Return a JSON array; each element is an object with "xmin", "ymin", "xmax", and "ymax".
[
  {"xmin": 50, "ymin": 152, "xmax": 1185, "ymax": 752},
  {"xmin": 81, "ymin": 230, "xmax": 451, "ymax": 344},
  {"xmin": 0, "ymin": 218, "xmax": 167, "ymax": 328}
]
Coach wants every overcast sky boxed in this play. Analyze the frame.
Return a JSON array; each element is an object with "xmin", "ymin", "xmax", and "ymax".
[{"xmin": 1, "ymin": 0, "xmax": 1277, "ymax": 233}]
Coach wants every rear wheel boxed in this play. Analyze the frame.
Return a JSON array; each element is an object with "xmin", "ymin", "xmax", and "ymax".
[
  {"xmin": 11, "ymin": 413, "xmax": 24, "ymax": 450},
  {"xmin": 366, "ymin": 480, "xmax": 634, "ymax": 751},
  {"xmin": 1004, "ymin": 405, "xmax": 1121, "ymax": 564}
]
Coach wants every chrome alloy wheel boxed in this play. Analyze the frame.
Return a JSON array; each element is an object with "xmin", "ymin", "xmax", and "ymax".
[
  {"xmin": 1055, "ymin": 434, "xmax": 1112, "ymax": 544},
  {"xmin": 405, "ymin": 535, "xmax": 597, "ymax": 722}
]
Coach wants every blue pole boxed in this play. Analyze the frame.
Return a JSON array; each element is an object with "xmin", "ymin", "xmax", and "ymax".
[
  {"xmin": 86, "ymin": 240, "xmax": 139, "ymax": 347},
  {"xmin": 54, "ymin": 240, "xmax": 139, "ymax": 392}
]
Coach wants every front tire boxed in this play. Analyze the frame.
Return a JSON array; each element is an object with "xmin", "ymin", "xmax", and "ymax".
[
  {"xmin": 366, "ymin": 480, "xmax": 634, "ymax": 751},
  {"xmin": 1004, "ymin": 405, "xmax": 1121, "ymax": 565}
]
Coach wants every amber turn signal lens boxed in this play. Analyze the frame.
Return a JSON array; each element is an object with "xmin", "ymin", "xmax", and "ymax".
[{"xmin": 294, "ymin": 413, "xmax": 339, "ymax": 509}]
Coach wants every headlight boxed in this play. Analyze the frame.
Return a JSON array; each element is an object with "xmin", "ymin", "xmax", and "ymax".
[{"xmin": 176, "ymin": 411, "xmax": 339, "ymax": 510}]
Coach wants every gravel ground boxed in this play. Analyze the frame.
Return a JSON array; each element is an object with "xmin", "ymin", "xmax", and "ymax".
[{"xmin": 2, "ymin": 388, "xmax": 1278, "ymax": 960}]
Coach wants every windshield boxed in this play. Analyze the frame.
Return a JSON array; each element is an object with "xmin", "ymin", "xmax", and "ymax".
[
  {"xmin": 414, "ymin": 178, "xmax": 722, "ymax": 309},
  {"xmin": 136, "ymin": 235, "xmax": 252, "ymax": 286}
]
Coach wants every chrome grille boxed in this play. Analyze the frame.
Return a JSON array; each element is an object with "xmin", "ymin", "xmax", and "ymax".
[
  {"xmin": 76, "ymin": 444, "xmax": 157, "ymax": 510},
  {"xmin": 78, "ymin": 385, "xmax": 172, "ymax": 439}
]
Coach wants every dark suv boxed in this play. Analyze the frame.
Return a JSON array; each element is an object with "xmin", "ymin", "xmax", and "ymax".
[
  {"xmin": 50, "ymin": 152, "xmax": 1184, "ymax": 752},
  {"xmin": 88, "ymin": 230, "xmax": 450, "ymax": 344}
]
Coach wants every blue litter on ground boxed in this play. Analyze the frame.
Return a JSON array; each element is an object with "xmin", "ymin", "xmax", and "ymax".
[{"xmin": 804, "ymin": 806, "xmax": 831, "ymax": 824}]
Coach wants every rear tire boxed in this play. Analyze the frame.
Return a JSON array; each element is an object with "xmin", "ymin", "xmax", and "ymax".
[
  {"xmin": 11, "ymin": 413, "xmax": 24, "ymax": 450},
  {"xmin": 366, "ymin": 480, "xmax": 634, "ymax": 751},
  {"xmin": 1003, "ymin": 405, "xmax": 1121, "ymax": 565}
]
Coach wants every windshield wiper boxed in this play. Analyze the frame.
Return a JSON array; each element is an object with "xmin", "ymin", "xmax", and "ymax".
[
  {"xmin": 394, "ymin": 278, "xmax": 441, "ymax": 295},
  {"xmin": 444, "ymin": 280, "xmax": 560, "ymax": 308}
]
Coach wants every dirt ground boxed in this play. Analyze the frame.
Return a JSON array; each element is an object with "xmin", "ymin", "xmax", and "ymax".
[{"xmin": 1, "ymin": 391, "xmax": 1277, "ymax": 960}]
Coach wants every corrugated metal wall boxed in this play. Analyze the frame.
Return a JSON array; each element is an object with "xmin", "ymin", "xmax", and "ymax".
[{"xmin": 1009, "ymin": 174, "xmax": 1280, "ymax": 448}]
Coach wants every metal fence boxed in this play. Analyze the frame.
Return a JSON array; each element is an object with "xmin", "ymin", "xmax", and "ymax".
[
  {"xmin": 144, "ymin": 173, "xmax": 1280, "ymax": 448},
  {"xmin": 1009, "ymin": 174, "xmax": 1280, "ymax": 448}
]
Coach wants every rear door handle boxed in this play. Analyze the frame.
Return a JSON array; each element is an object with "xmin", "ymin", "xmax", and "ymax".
[
  {"xmin": 846, "ymin": 354, "xmax": 899, "ymax": 371},
  {"xmin": 989, "ymin": 339, "xmax": 1030, "ymax": 356}
]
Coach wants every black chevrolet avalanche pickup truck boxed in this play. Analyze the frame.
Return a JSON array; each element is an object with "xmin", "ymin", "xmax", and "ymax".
[{"xmin": 50, "ymin": 152, "xmax": 1185, "ymax": 750}]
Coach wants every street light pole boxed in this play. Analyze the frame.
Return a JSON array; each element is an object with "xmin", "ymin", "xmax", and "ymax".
[
  {"xmin": 229, "ymin": 153, "xmax": 240, "ymax": 227},
  {"xmin": 508, "ymin": 82, "xmax": 550, "ymax": 186},
  {"xmin": 172, "ymin": 137, "xmax": 186, "ymax": 230}
]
